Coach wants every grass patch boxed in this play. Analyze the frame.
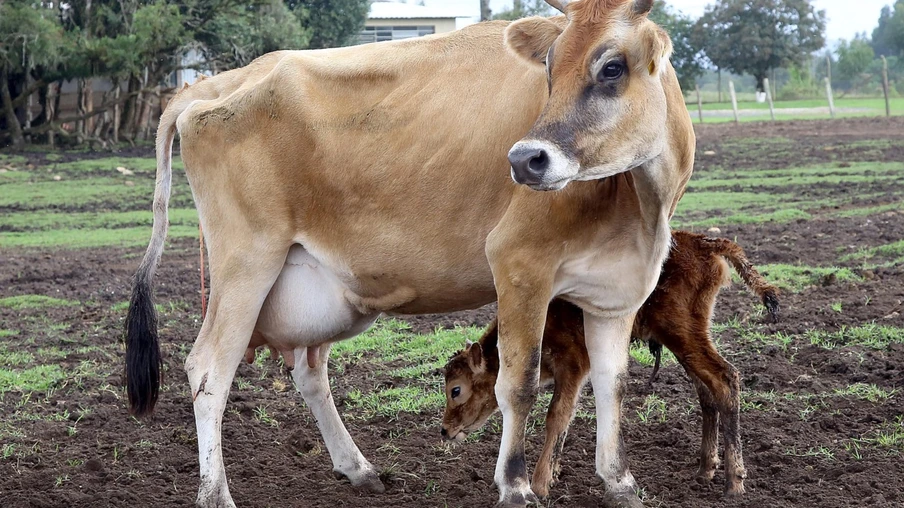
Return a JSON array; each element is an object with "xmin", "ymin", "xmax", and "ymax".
[
  {"xmin": 345, "ymin": 386, "xmax": 445, "ymax": 420},
  {"xmin": 0, "ymin": 364, "xmax": 67, "ymax": 394},
  {"xmin": 0, "ymin": 349, "xmax": 35, "ymax": 367},
  {"xmin": 1, "ymin": 224, "xmax": 200, "ymax": 249},
  {"xmin": 332, "ymin": 319, "xmax": 483, "ymax": 379},
  {"xmin": 833, "ymin": 203, "xmax": 902, "ymax": 218},
  {"xmin": 0, "ymin": 330, "xmax": 19, "ymax": 337},
  {"xmin": 635, "ymin": 394, "xmax": 668, "ymax": 424},
  {"xmin": 678, "ymin": 208, "xmax": 811, "ymax": 228},
  {"xmin": 806, "ymin": 324, "xmax": 904, "ymax": 350},
  {"xmin": 0, "ymin": 208, "xmax": 199, "ymax": 233},
  {"xmin": 629, "ymin": 341, "xmax": 676, "ymax": 368},
  {"xmin": 0, "ymin": 295, "xmax": 79, "ymax": 310},
  {"xmin": 756, "ymin": 264, "xmax": 859, "ymax": 292},
  {"xmin": 839, "ymin": 240, "xmax": 904, "ymax": 268},
  {"xmin": 833, "ymin": 383, "xmax": 897, "ymax": 404}
]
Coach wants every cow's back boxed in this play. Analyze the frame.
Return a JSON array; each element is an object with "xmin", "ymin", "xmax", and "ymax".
[{"xmin": 168, "ymin": 21, "xmax": 555, "ymax": 314}]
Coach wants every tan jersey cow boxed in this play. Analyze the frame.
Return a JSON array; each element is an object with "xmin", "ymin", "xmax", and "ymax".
[{"xmin": 124, "ymin": 1, "xmax": 694, "ymax": 507}]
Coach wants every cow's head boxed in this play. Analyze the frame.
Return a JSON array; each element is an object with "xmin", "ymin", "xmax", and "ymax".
[
  {"xmin": 506, "ymin": 0, "xmax": 673, "ymax": 191},
  {"xmin": 440, "ymin": 342, "xmax": 499, "ymax": 441}
]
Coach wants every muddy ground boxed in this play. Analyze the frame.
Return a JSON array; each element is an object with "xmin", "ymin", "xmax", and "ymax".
[{"xmin": 1, "ymin": 117, "xmax": 903, "ymax": 507}]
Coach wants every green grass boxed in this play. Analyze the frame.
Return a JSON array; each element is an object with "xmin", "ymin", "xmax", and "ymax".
[
  {"xmin": 345, "ymin": 386, "xmax": 446, "ymax": 420},
  {"xmin": 756, "ymin": 264, "xmax": 859, "ymax": 292},
  {"xmin": 806, "ymin": 324, "xmax": 904, "ymax": 350},
  {"xmin": 839, "ymin": 240, "xmax": 904, "ymax": 268},
  {"xmin": 0, "ymin": 208, "xmax": 199, "ymax": 232},
  {"xmin": 0, "ymin": 330, "xmax": 18, "ymax": 338},
  {"xmin": 833, "ymin": 383, "xmax": 897, "ymax": 404},
  {"xmin": 331, "ymin": 319, "xmax": 484, "ymax": 379},
  {"xmin": 0, "ymin": 295, "xmax": 79, "ymax": 310},
  {"xmin": 1, "ymin": 224, "xmax": 201, "ymax": 249},
  {"xmin": 0, "ymin": 364, "xmax": 67, "ymax": 395},
  {"xmin": 687, "ymin": 97, "xmax": 904, "ymax": 123}
]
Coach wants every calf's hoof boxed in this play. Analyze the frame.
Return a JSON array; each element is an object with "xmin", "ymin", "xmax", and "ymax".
[
  {"xmin": 333, "ymin": 468, "xmax": 386, "ymax": 493},
  {"xmin": 601, "ymin": 490, "xmax": 644, "ymax": 508},
  {"xmin": 496, "ymin": 485, "xmax": 540, "ymax": 507},
  {"xmin": 530, "ymin": 472, "xmax": 553, "ymax": 498}
]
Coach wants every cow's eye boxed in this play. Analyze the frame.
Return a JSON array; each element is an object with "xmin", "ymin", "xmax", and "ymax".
[
  {"xmin": 599, "ymin": 62, "xmax": 625, "ymax": 81},
  {"xmin": 451, "ymin": 387, "xmax": 461, "ymax": 398}
]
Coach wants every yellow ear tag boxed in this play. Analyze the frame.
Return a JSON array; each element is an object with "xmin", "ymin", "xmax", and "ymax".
[{"xmin": 648, "ymin": 60, "xmax": 656, "ymax": 75}]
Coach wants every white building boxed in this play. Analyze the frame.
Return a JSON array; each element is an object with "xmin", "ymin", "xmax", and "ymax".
[{"xmin": 359, "ymin": 1, "xmax": 475, "ymax": 44}]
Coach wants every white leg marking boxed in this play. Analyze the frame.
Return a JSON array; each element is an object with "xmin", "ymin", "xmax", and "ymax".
[
  {"xmin": 583, "ymin": 312, "xmax": 638, "ymax": 494},
  {"xmin": 291, "ymin": 345, "xmax": 384, "ymax": 493}
]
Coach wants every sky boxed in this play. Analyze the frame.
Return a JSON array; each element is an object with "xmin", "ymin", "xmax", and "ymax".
[{"xmin": 420, "ymin": 0, "xmax": 891, "ymax": 48}]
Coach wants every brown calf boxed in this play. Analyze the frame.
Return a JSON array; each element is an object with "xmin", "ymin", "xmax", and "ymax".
[{"xmin": 442, "ymin": 230, "xmax": 779, "ymax": 498}]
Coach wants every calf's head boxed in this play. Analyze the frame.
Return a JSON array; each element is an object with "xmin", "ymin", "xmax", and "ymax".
[
  {"xmin": 506, "ymin": 0, "xmax": 674, "ymax": 190},
  {"xmin": 440, "ymin": 342, "xmax": 500, "ymax": 441}
]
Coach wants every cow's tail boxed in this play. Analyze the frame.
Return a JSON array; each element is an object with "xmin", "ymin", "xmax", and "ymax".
[
  {"xmin": 701, "ymin": 236, "xmax": 781, "ymax": 323},
  {"xmin": 125, "ymin": 98, "xmax": 186, "ymax": 417}
]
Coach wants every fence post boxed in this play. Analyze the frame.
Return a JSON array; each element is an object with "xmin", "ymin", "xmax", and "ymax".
[
  {"xmin": 824, "ymin": 77, "xmax": 835, "ymax": 119},
  {"xmin": 763, "ymin": 78, "xmax": 775, "ymax": 121},
  {"xmin": 881, "ymin": 56, "xmax": 891, "ymax": 118},
  {"xmin": 728, "ymin": 80, "xmax": 739, "ymax": 124},
  {"xmin": 695, "ymin": 84, "xmax": 704, "ymax": 124}
]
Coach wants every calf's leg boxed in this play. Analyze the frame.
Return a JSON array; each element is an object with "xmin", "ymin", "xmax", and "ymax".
[
  {"xmin": 532, "ymin": 368, "xmax": 586, "ymax": 498},
  {"xmin": 669, "ymin": 336, "xmax": 746, "ymax": 496}
]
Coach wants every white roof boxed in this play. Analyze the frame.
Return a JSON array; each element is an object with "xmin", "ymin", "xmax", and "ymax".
[{"xmin": 368, "ymin": 1, "xmax": 470, "ymax": 20}]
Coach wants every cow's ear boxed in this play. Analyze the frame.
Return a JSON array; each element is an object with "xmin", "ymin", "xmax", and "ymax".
[
  {"xmin": 467, "ymin": 343, "xmax": 486, "ymax": 374},
  {"xmin": 505, "ymin": 17, "xmax": 563, "ymax": 65}
]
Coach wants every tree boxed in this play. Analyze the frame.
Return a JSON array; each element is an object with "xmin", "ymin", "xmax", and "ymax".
[
  {"xmin": 649, "ymin": 1, "xmax": 704, "ymax": 92},
  {"xmin": 694, "ymin": 0, "xmax": 826, "ymax": 92},
  {"xmin": 492, "ymin": 0, "xmax": 554, "ymax": 20},
  {"xmin": 871, "ymin": 1, "xmax": 904, "ymax": 57},
  {"xmin": 0, "ymin": 1, "xmax": 66, "ymax": 148},
  {"xmin": 481, "ymin": 0, "xmax": 492, "ymax": 21},
  {"xmin": 836, "ymin": 35, "xmax": 875, "ymax": 89},
  {"xmin": 288, "ymin": 0, "xmax": 369, "ymax": 49}
]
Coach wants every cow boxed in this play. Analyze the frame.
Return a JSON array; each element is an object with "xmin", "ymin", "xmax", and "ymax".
[
  {"xmin": 124, "ymin": 1, "xmax": 694, "ymax": 506},
  {"xmin": 441, "ymin": 231, "xmax": 781, "ymax": 498}
]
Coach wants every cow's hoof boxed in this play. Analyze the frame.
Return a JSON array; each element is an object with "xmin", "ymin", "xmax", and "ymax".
[
  {"xmin": 601, "ymin": 490, "xmax": 644, "ymax": 508},
  {"xmin": 334, "ymin": 468, "xmax": 386, "ymax": 494},
  {"xmin": 196, "ymin": 480, "xmax": 236, "ymax": 508},
  {"xmin": 496, "ymin": 485, "xmax": 540, "ymax": 507},
  {"xmin": 724, "ymin": 480, "xmax": 746, "ymax": 497}
]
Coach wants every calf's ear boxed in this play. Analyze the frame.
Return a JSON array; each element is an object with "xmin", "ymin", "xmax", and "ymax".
[
  {"xmin": 467, "ymin": 343, "xmax": 486, "ymax": 374},
  {"xmin": 505, "ymin": 17, "xmax": 563, "ymax": 65}
]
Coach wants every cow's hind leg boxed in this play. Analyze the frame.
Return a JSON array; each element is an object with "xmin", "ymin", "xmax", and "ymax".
[
  {"xmin": 186, "ymin": 245, "xmax": 288, "ymax": 508},
  {"xmin": 291, "ymin": 344, "xmax": 384, "ymax": 493}
]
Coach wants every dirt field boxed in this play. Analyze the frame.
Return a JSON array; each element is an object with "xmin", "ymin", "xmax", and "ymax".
[{"xmin": 1, "ymin": 117, "xmax": 903, "ymax": 507}]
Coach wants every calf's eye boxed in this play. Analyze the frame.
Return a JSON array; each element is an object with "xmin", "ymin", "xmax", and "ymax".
[{"xmin": 451, "ymin": 387, "xmax": 461, "ymax": 398}]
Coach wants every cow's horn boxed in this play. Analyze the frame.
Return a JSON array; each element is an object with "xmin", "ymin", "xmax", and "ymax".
[
  {"xmin": 545, "ymin": 0, "xmax": 573, "ymax": 13},
  {"xmin": 633, "ymin": 0, "xmax": 654, "ymax": 15}
]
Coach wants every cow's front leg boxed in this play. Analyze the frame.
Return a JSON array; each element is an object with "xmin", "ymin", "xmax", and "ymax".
[
  {"xmin": 492, "ymin": 271, "xmax": 553, "ymax": 507},
  {"xmin": 583, "ymin": 312, "xmax": 644, "ymax": 508}
]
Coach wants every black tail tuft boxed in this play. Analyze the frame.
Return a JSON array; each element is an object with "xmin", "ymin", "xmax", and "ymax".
[
  {"xmin": 647, "ymin": 339, "xmax": 663, "ymax": 385},
  {"xmin": 125, "ymin": 271, "xmax": 163, "ymax": 417},
  {"xmin": 762, "ymin": 290, "xmax": 780, "ymax": 323}
]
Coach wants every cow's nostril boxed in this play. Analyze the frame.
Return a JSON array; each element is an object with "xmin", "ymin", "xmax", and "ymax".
[
  {"xmin": 441, "ymin": 428, "xmax": 448, "ymax": 437},
  {"xmin": 528, "ymin": 150, "xmax": 549, "ymax": 173}
]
